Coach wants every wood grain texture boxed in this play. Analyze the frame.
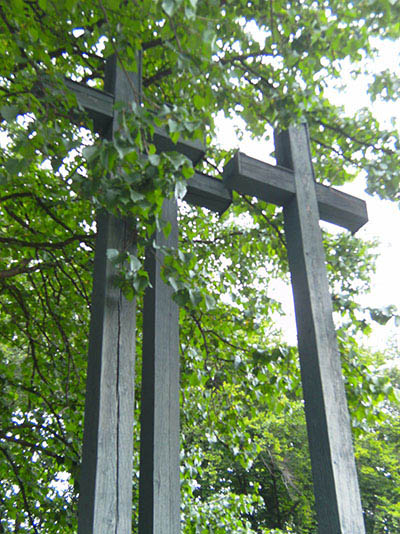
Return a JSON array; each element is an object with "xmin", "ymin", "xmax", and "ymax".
[
  {"xmin": 223, "ymin": 151, "xmax": 368, "ymax": 232},
  {"xmin": 77, "ymin": 58, "xmax": 139, "ymax": 534},
  {"xmin": 276, "ymin": 125, "xmax": 366, "ymax": 534},
  {"xmin": 78, "ymin": 214, "xmax": 136, "ymax": 534},
  {"xmin": 139, "ymin": 199, "xmax": 180, "ymax": 534},
  {"xmin": 185, "ymin": 172, "xmax": 232, "ymax": 213}
]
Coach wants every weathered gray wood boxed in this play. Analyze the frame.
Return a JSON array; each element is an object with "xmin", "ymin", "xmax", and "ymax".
[
  {"xmin": 139, "ymin": 199, "xmax": 180, "ymax": 534},
  {"xmin": 275, "ymin": 125, "xmax": 366, "ymax": 534},
  {"xmin": 66, "ymin": 79, "xmax": 204, "ymax": 163},
  {"xmin": 223, "ymin": 151, "xmax": 368, "ymax": 233},
  {"xmin": 66, "ymin": 78, "xmax": 367, "ymax": 231},
  {"xmin": 78, "ymin": 58, "xmax": 139, "ymax": 534},
  {"xmin": 153, "ymin": 126, "xmax": 205, "ymax": 165},
  {"xmin": 185, "ymin": 172, "xmax": 232, "ymax": 213},
  {"xmin": 78, "ymin": 213, "xmax": 136, "ymax": 534},
  {"xmin": 65, "ymin": 79, "xmax": 114, "ymax": 135}
]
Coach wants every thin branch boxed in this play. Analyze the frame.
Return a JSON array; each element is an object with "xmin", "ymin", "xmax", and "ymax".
[
  {"xmin": 0, "ymin": 259, "xmax": 56, "ymax": 280},
  {"xmin": 143, "ymin": 67, "xmax": 173, "ymax": 88},
  {"xmin": 183, "ymin": 230, "xmax": 244, "ymax": 245},
  {"xmin": 310, "ymin": 136, "xmax": 360, "ymax": 167},
  {"xmin": 204, "ymin": 328, "xmax": 254, "ymax": 356},
  {"xmin": 48, "ymin": 251, "xmax": 91, "ymax": 304},
  {"xmin": 4, "ymin": 380, "xmax": 80, "ymax": 457},
  {"xmin": 0, "ymin": 234, "xmax": 94, "ymax": 250},
  {"xmin": 218, "ymin": 51, "xmax": 274, "ymax": 65},
  {"xmin": 34, "ymin": 197, "xmax": 75, "ymax": 234},
  {"xmin": 0, "ymin": 192, "xmax": 33, "ymax": 204},
  {"xmin": 4, "ymin": 282, "xmax": 51, "ymax": 386},
  {"xmin": 269, "ymin": 0, "xmax": 274, "ymax": 42},
  {"xmin": 190, "ymin": 312, "xmax": 211, "ymax": 368},
  {"xmin": 3, "ymin": 206, "xmax": 39, "ymax": 234},
  {"xmin": 239, "ymin": 193, "xmax": 286, "ymax": 248},
  {"xmin": 0, "ymin": 447, "xmax": 40, "ymax": 534},
  {"xmin": 235, "ymin": 58, "xmax": 275, "ymax": 90},
  {"xmin": 0, "ymin": 433, "xmax": 64, "ymax": 463},
  {"xmin": 142, "ymin": 37, "xmax": 164, "ymax": 50},
  {"xmin": 203, "ymin": 157, "xmax": 224, "ymax": 176},
  {"xmin": 311, "ymin": 117, "xmax": 395, "ymax": 157},
  {"xmin": 167, "ymin": 15, "xmax": 184, "ymax": 55}
]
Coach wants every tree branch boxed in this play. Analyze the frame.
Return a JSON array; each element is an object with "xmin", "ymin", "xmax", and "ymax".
[
  {"xmin": 311, "ymin": 117, "xmax": 395, "ymax": 157},
  {"xmin": 0, "ymin": 447, "xmax": 40, "ymax": 534},
  {"xmin": 239, "ymin": 193, "xmax": 286, "ymax": 248},
  {"xmin": 0, "ymin": 259, "xmax": 57, "ymax": 280},
  {"xmin": 0, "ymin": 234, "xmax": 94, "ymax": 250},
  {"xmin": 143, "ymin": 67, "xmax": 173, "ymax": 87},
  {"xmin": 0, "ymin": 432, "xmax": 65, "ymax": 463}
]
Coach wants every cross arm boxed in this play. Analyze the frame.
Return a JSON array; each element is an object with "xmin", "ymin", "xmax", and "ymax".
[
  {"xmin": 185, "ymin": 173, "xmax": 232, "ymax": 213},
  {"xmin": 223, "ymin": 152, "xmax": 368, "ymax": 233},
  {"xmin": 66, "ymin": 79, "xmax": 205, "ymax": 164},
  {"xmin": 66, "ymin": 79, "xmax": 367, "ymax": 230},
  {"xmin": 65, "ymin": 79, "xmax": 114, "ymax": 134},
  {"xmin": 66, "ymin": 79, "xmax": 232, "ymax": 212}
]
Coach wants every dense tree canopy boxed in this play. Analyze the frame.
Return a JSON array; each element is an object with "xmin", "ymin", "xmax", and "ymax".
[{"xmin": 0, "ymin": 0, "xmax": 399, "ymax": 532}]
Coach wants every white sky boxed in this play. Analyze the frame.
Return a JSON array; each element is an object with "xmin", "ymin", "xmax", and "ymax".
[{"xmin": 215, "ymin": 40, "xmax": 400, "ymax": 353}]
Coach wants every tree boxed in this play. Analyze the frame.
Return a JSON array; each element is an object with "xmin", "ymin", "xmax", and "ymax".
[{"xmin": 0, "ymin": 0, "xmax": 399, "ymax": 532}]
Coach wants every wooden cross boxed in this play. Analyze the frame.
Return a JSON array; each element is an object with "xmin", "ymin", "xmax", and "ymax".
[{"xmin": 70, "ymin": 61, "xmax": 368, "ymax": 534}]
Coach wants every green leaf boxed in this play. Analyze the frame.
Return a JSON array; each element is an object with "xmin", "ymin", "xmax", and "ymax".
[
  {"xmin": 162, "ymin": 0, "xmax": 176, "ymax": 17},
  {"xmin": 82, "ymin": 144, "xmax": 99, "ymax": 163},
  {"xmin": 1, "ymin": 105, "xmax": 19, "ymax": 122},
  {"xmin": 163, "ymin": 221, "xmax": 172, "ymax": 238},
  {"xmin": 204, "ymin": 293, "xmax": 215, "ymax": 310},
  {"xmin": 175, "ymin": 179, "xmax": 187, "ymax": 199},
  {"xmin": 107, "ymin": 248, "xmax": 120, "ymax": 262},
  {"xmin": 129, "ymin": 254, "xmax": 141, "ymax": 272},
  {"xmin": 168, "ymin": 275, "xmax": 179, "ymax": 292},
  {"xmin": 193, "ymin": 94, "xmax": 203, "ymax": 110},
  {"xmin": 130, "ymin": 190, "xmax": 145, "ymax": 202},
  {"xmin": 148, "ymin": 153, "xmax": 160, "ymax": 166},
  {"xmin": 168, "ymin": 118, "xmax": 179, "ymax": 133},
  {"xmin": 182, "ymin": 165, "xmax": 194, "ymax": 179},
  {"xmin": 189, "ymin": 288, "xmax": 202, "ymax": 306},
  {"xmin": 170, "ymin": 131, "xmax": 180, "ymax": 144}
]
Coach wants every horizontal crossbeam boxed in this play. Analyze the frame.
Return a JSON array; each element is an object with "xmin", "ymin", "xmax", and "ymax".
[
  {"xmin": 66, "ymin": 79, "xmax": 368, "ymax": 232},
  {"xmin": 223, "ymin": 152, "xmax": 368, "ymax": 233},
  {"xmin": 185, "ymin": 172, "xmax": 232, "ymax": 213},
  {"xmin": 66, "ymin": 79, "xmax": 204, "ymax": 164}
]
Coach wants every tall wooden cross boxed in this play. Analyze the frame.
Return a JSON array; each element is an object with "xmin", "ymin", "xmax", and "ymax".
[{"xmin": 70, "ymin": 59, "xmax": 368, "ymax": 534}]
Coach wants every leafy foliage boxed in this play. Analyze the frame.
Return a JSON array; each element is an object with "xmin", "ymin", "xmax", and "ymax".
[{"xmin": 0, "ymin": 0, "xmax": 400, "ymax": 532}]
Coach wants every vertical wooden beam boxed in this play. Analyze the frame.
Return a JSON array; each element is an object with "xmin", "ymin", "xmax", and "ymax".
[
  {"xmin": 78, "ymin": 56, "xmax": 141, "ymax": 534},
  {"xmin": 78, "ymin": 214, "xmax": 136, "ymax": 534},
  {"xmin": 139, "ymin": 199, "xmax": 180, "ymax": 534},
  {"xmin": 275, "ymin": 125, "xmax": 366, "ymax": 534}
]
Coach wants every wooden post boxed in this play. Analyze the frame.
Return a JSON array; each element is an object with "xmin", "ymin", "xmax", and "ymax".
[
  {"xmin": 139, "ymin": 199, "xmax": 181, "ymax": 534},
  {"xmin": 77, "ymin": 57, "xmax": 141, "ymax": 534},
  {"xmin": 275, "ymin": 125, "xmax": 366, "ymax": 534},
  {"xmin": 68, "ymin": 65, "xmax": 369, "ymax": 532}
]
